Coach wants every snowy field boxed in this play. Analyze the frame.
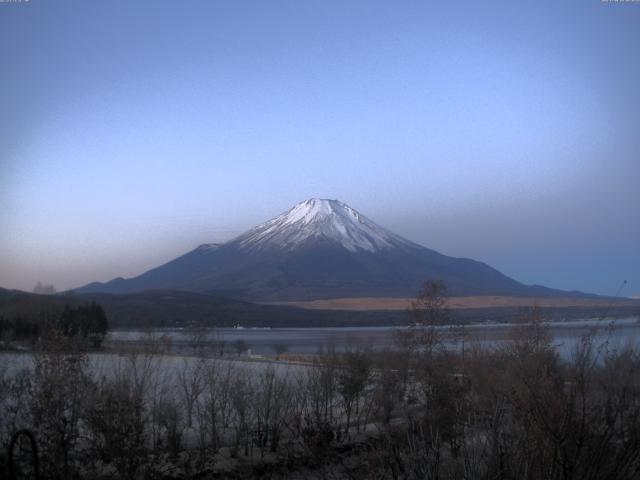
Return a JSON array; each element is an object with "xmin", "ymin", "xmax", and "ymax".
[{"xmin": 0, "ymin": 350, "xmax": 308, "ymax": 382}]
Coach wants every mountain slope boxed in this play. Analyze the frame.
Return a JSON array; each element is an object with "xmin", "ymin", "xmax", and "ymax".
[{"xmin": 76, "ymin": 198, "xmax": 591, "ymax": 300}]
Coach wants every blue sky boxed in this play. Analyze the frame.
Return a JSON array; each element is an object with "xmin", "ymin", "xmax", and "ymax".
[{"xmin": 1, "ymin": 0, "xmax": 638, "ymax": 296}]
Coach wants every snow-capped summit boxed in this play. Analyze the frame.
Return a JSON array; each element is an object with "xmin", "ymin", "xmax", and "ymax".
[{"xmin": 234, "ymin": 198, "xmax": 414, "ymax": 252}]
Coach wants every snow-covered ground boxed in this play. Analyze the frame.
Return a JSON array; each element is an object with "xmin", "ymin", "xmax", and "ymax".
[{"xmin": 0, "ymin": 350, "xmax": 307, "ymax": 382}]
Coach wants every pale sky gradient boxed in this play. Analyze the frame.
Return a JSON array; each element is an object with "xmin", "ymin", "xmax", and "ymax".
[{"xmin": 1, "ymin": 0, "xmax": 639, "ymax": 296}]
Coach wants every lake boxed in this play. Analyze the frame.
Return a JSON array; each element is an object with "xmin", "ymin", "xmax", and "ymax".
[{"xmin": 106, "ymin": 316, "xmax": 640, "ymax": 358}]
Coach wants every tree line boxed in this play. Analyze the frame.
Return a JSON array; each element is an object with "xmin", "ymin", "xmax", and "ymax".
[{"xmin": 0, "ymin": 302, "xmax": 109, "ymax": 349}]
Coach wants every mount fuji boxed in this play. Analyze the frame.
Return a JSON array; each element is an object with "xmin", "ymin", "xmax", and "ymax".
[{"xmin": 77, "ymin": 199, "xmax": 582, "ymax": 300}]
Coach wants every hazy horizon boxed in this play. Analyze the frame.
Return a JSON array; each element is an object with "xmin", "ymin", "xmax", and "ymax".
[{"xmin": 1, "ymin": 1, "xmax": 639, "ymax": 296}]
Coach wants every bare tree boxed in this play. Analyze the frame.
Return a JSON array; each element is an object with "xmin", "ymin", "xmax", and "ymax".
[
  {"xmin": 196, "ymin": 360, "xmax": 236, "ymax": 454},
  {"xmin": 305, "ymin": 354, "xmax": 338, "ymax": 428},
  {"xmin": 177, "ymin": 358, "xmax": 204, "ymax": 428},
  {"xmin": 186, "ymin": 325, "xmax": 209, "ymax": 356},
  {"xmin": 85, "ymin": 375, "xmax": 147, "ymax": 478},
  {"xmin": 337, "ymin": 348, "xmax": 372, "ymax": 437},
  {"xmin": 410, "ymin": 280, "xmax": 450, "ymax": 326},
  {"xmin": 155, "ymin": 396, "xmax": 185, "ymax": 458},
  {"xmin": 254, "ymin": 366, "xmax": 294, "ymax": 456},
  {"xmin": 229, "ymin": 372, "xmax": 253, "ymax": 457},
  {"xmin": 372, "ymin": 355, "xmax": 405, "ymax": 427},
  {"xmin": 30, "ymin": 332, "xmax": 93, "ymax": 479},
  {"xmin": 400, "ymin": 279, "xmax": 450, "ymax": 358}
]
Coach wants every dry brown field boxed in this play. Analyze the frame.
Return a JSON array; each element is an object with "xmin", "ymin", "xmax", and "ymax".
[{"xmin": 267, "ymin": 296, "xmax": 640, "ymax": 311}]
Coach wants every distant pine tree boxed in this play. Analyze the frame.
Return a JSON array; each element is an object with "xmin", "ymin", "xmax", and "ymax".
[{"xmin": 57, "ymin": 302, "xmax": 109, "ymax": 348}]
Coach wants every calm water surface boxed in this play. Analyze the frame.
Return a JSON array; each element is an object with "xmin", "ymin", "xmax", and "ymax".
[{"xmin": 107, "ymin": 317, "xmax": 640, "ymax": 358}]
